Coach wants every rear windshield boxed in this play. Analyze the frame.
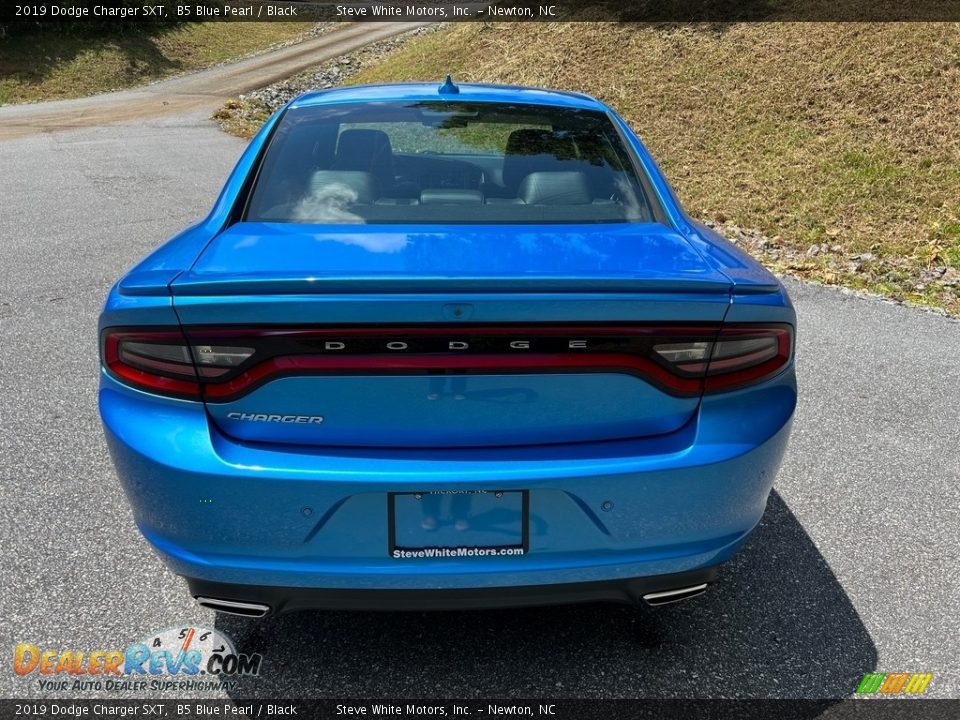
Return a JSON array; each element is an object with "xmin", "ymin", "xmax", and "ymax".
[{"xmin": 244, "ymin": 101, "xmax": 659, "ymax": 225}]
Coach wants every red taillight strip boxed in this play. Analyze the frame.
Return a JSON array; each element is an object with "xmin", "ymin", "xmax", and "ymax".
[
  {"xmin": 201, "ymin": 352, "xmax": 704, "ymax": 401},
  {"xmin": 102, "ymin": 324, "xmax": 793, "ymax": 402},
  {"xmin": 118, "ymin": 349, "xmax": 193, "ymax": 376},
  {"xmin": 706, "ymin": 346, "xmax": 778, "ymax": 373}
]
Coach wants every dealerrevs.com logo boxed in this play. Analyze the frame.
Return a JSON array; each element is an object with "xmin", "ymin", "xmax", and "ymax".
[{"xmin": 14, "ymin": 626, "xmax": 262, "ymax": 692}]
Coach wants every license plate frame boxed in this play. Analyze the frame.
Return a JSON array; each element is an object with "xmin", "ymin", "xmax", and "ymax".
[{"xmin": 387, "ymin": 489, "xmax": 529, "ymax": 559}]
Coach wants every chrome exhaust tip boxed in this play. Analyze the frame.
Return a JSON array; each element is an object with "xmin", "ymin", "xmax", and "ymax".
[
  {"xmin": 642, "ymin": 583, "xmax": 709, "ymax": 607},
  {"xmin": 196, "ymin": 597, "xmax": 271, "ymax": 618}
]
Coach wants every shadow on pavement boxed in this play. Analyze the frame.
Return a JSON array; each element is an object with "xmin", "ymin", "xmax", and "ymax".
[
  {"xmin": 217, "ymin": 490, "xmax": 875, "ymax": 699},
  {"xmin": 0, "ymin": 23, "xmax": 189, "ymax": 91}
]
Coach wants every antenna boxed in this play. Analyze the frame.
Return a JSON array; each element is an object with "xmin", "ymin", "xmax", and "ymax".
[{"xmin": 439, "ymin": 75, "xmax": 460, "ymax": 95}]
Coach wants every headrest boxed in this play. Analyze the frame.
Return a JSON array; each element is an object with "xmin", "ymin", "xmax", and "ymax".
[
  {"xmin": 518, "ymin": 171, "xmax": 591, "ymax": 205},
  {"xmin": 335, "ymin": 129, "xmax": 393, "ymax": 171}
]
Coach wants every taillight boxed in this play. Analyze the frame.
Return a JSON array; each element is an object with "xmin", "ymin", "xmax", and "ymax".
[
  {"xmin": 654, "ymin": 326, "xmax": 793, "ymax": 393},
  {"xmin": 703, "ymin": 326, "xmax": 793, "ymax": 392},
  {"xmin": 101, "ymin": 324, "xmax": 792, "ymax": 401},
  {"xmin": 101, "ymin": 329, "xmax": 255, "ymax": 399}
]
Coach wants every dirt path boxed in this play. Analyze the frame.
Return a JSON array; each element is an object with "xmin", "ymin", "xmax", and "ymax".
[{"xmin": 0, "ymin": 22, "xmax": 426, "ymax": 141}]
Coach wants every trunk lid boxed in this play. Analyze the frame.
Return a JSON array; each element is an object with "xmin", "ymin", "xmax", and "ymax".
[
  {"xmin": 171, "ymin": 222, "xmax": 733, "ymax": 295},
  {"xmin": 172, "ymin": 222, "xmax": 733, "ymax": 448}
]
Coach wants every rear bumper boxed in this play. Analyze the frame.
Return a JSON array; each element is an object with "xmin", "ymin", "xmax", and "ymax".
[
  {"xmin": 99, "ymin": 366, "xmax": 795, "ymax": 599},
  {"xmin": 187, "ymin": 567, "xmax": 718, "ymax": 614}
]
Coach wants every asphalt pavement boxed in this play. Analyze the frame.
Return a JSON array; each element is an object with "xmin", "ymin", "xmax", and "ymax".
[{"xmin": 0, "ymin": 110, "xmax": 957, "ymax": 701}]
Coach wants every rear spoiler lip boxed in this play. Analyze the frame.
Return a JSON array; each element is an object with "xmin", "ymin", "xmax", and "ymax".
[
  {"xmin": 683, "ymin": 219, "xmax": 783, "ymax": 294},
  {"xmin": 167, "ymin": 275, "xmax": 734, "ymax": 296},
  {"xmin": 120, "ymin": 271, "xmax": 780, "ymax": 298},
  {"xmin": 117, "ymin": 270, "xmax": 181, "ymax": 297}
]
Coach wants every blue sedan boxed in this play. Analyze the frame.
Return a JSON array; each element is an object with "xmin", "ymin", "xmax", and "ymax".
[{"xmin": 98, "ymin": 79, "xmax": 796, "ymax": 617}]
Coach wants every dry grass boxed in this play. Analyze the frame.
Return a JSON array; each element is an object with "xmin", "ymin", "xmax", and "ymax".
[
  {"xmin": 347, "ymin": 22, "xmax": 960, "ymax": 314},
  {"xmin": 214, "ymin": 97, "xmax": 275, "ymax": 138},
  {"xmin": 0, "ymin": 22, "xmax": 309, "ymax": 105}
]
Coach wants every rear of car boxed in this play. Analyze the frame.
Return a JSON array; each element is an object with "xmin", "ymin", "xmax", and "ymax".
[{"xmin": 98, "ymin": 83, "xmax": 796, "ymax": 616}]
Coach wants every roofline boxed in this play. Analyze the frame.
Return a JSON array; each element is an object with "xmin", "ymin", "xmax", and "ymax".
[{"xmin": 288, "ymin": 81, "xmax": 610, "ymax": 112}]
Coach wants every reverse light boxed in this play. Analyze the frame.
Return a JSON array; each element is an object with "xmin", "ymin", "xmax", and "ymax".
[
  {"xmin": 652, "ymin": 341, "xmax": 712, "ymax": 374},
  {"xmin": 192, "ymin": 345, "xmax": 255, "ymax": 378}
]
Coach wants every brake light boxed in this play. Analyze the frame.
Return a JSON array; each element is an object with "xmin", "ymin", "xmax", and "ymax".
[
  {"xmin": 703, "ymin": 326, "xmax": 793, "ymax": 392},
  {"xmin": 101, "ymin": 329, "xmax": 255, "ymax": 399},
  {"xmin": 101, "ymin": 324, "xmax": 792, "ymax": 401}
]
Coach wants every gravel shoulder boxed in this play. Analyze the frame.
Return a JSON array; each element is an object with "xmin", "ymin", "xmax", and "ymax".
[
  {"xmin": 0, "ymin": 22, "xmax": 426, "ymax": 141},
  {"xmin": 213, "ymin": 25, "xmax": 441, "ymax": 137}
]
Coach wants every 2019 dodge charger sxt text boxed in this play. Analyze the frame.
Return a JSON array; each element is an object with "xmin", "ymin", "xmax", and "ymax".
[{"xmin": 98, "ymin": 80, "xmax": 797, "ymax": 616}]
